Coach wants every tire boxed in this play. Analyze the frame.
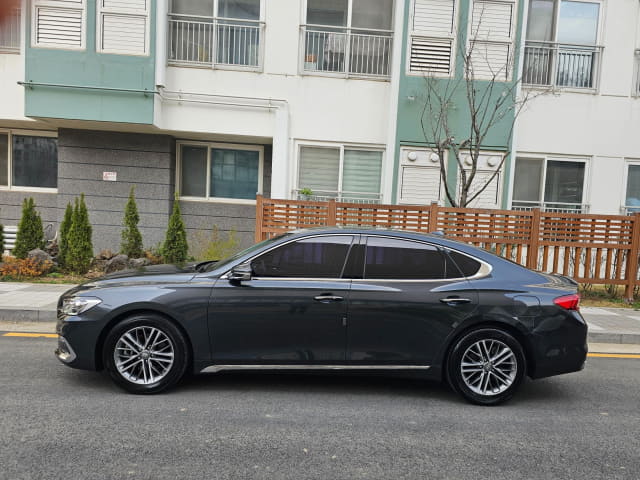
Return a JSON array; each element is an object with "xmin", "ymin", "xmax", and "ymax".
[
  {"xmin": 447, "ymin": 328, "xmax": 526, "ymax": 406},
  {"xmin": 103, "ymin": 314, "xmax": 189, "ymax": 394}
]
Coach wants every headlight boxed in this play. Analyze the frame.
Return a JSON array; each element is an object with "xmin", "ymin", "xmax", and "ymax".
[{"xmin": 61, "ymin": 297, "xmax": 102, "ymax": 316}]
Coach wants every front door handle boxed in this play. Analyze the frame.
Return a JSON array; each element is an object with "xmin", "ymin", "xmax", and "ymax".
[
  {"xmin": 314, "ymin": 295, "xmax": 344, "ymax": 303},
  {"xmin": 439, "ymin": 297, "xmax": 472, "ymax": 306}
]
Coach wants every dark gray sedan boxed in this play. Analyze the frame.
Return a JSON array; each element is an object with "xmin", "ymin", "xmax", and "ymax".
[{"xmin": 56, "ymin": 228, "xmax": 587, "ymax": 405}]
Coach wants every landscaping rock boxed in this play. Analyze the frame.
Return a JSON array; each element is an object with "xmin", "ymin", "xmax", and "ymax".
[
  {"xmin": 28, "ymin": 249, "xmax": 53, "ymax": 265},
  {"xmin": 98, "ymin": 249, "xmax": 115, "ymax": 260},
  {"xmin": 129, "ymin": 258, "xmax": 150, "ymax": 269},
  {"xmin": 105, "ymin": 254, "xmax": 129, "ymax": 273}
]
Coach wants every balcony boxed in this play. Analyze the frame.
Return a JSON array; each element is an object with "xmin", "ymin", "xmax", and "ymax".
[
  {"xmin": 301, "ymin": 26, "xmax": 392, "ymax": 79},
  {"xmin": 0, "ymin": 7, "xmax": 20, "ymax": 53},
  {"xmin": 293, "ymin": 189, "xmax": 382, "ymax": 204},
  {"xmin": 512, "ymin": 201, "xmax": 589, "ymax": 214},
  {"xmin": 168, "ymin": 14, "xmax": 263, "ymax": 69},
  {"xmin": 523, "ymin": 41, "xmax": 603, "ymax": 90}
]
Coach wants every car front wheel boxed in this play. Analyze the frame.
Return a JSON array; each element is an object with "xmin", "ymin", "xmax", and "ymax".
[
  {"xmin": 103, "ymin": 314, "xmax": 189, "ymax": 394},
  {"xmin": 447, "ymin": 328, "xmax": 526, "ymax": 406}
]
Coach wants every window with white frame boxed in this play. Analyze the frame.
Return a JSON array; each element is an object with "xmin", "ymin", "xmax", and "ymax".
[
  {"xmin": 624, "ymin": 162, "xmax": 640, "ymax": 214},
  {"xmin": 0, "ymin": 3, "xmax": 21, "ymax": 52},
  {"xmin": 633, "ymin": 49, "xmax": 640, "ymax": 97},
  {"xmin": 302, "ymin": 0, "xmax": 394, "ymax": 78},
  {"xmin": 523, "ymin": 0, "xmax": 602, "ymax": 89},
  {"xmin": 178, "ymin": 142, "xmax": 263, "ymax": 202},
  {"xmin": 469, "ymin": 0, "xmax": 517, "ymax": 81},
  {"xmin": 297, "ymin": 145, "xmax": 383, "ymax": 203},
  {"xmin": 0, "ymin": 131, "xmax": 58, "ymax": 190},
  {"xmin": 457, "ymin": 152, "xmax": 504, "ymax": 208},
  {"xmin": 511, "ymin": 156, "xmax": 587, "ymax": 213},
  {"xmin": 169, "ymin": 0, "xmax": 264, "ymax": 68},
  {"xmin": 407, "ymin": 0, "xmax": 456, "ymax": 75},
  {"xmin": 97, "ymin": 0, "xmax": 150, "ymax": 55},
  {"xmin": 397, "ymin": 148, "xmax": 443, "ymax": 205},
  {"xmin": 32, "ymin": 0, "xmax": 86, "ymax": 50}
]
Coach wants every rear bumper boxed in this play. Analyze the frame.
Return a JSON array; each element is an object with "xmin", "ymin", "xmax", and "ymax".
[{"xmin": 529, "ymin": 310, "xmax": 588, "ymax": 379}]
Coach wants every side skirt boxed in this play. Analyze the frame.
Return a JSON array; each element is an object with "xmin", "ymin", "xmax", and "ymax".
[{"xmin": 200, "ymin": 364, "xmax": 431, "ymax": 373}]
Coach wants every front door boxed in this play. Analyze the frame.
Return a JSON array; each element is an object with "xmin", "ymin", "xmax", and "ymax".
[{"xmin": 208, "ymin": 235, "xmax": 356, "ymax": 364}]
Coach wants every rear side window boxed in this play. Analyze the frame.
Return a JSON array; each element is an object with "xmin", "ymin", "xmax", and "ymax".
[
  {"xmin": 251, "ymin": 235, "xmax": 354, "ymax": 278},
  {"xmin": 445, "ymin": 250, "xmax": 482, "ymax": 277},
  {"xmin": 364, "ymin": 237, "xmax": 445, "ymax": 279}
]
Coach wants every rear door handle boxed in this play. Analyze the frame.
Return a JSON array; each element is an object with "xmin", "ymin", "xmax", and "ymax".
[
  {"xmin": 439, "ymin": 297, "xmax": 472, "ymax": 305},
  {"xmin": 314, "ymin": 295, "xmax": 344, "ymax": 303}
]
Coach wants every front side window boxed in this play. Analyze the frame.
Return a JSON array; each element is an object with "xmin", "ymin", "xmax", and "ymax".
[
  {"xmin": 251, "ymin": 235, "xmax": 354, "ymax": 278},
  {"xmin": 0, "ymin": 132, "xmax": 58, "ymax": 190},
  {"xmin": 624, "ymin": 164, "xmax": 640, "ymax": 214},
  {"xmin": 512, "ymin": 157, "xmax": 586, "ymax": 213},
  {"xmin": 303, "ymin": 0, "xmax": 393, "ymax": 78},
  {"xmin": 169, "ymin": 0, "xmax": 262, "ymax": 68},
  {"xmin": 297, "ymin": 145, "xmax": 382, "ymax": 203},
  {"xmin": 179, "ymin": 143, "xmax": 262, "ymax": 201},
  {"xmin": 523, "ymin": 0, "xmax": 602, "ymax": 88},
  {"xmin": 364, "ymin": 237, "xmax": 447, "ymax": 280}
]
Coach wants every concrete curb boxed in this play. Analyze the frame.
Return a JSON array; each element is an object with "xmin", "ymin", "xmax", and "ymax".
[
  {"xmin": 0, "ymin": 309, "xmax": 57, "ymax": 323},
  {"xmin": 588, "ymin": 332, "xmax": 640, "ymax": 345}
]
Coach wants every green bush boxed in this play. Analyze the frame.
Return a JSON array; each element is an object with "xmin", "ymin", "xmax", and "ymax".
[
  {"xmin": 57, "ymin": 202, "xmax": 73, "ymax": 268},
  {"xmin": 162, "ymin": 198, "xmax": 188, "ymax": 264},
  {"xmin": 120, "ymin": 186, "xmax": 144, "ymax": 258},
  {"xmin": 13, "ymin": 198, "xmax": 45, "ymax": 259},
  {"xmin": 66, "ymin": 194, "xmax": 94, "ymax": 274},
  {"xmin": 191, "ymin": 227, "xmax": 240, "ymax": 261}
]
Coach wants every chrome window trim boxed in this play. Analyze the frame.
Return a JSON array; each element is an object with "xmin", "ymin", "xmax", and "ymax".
[{"xmin": 201, "ymin": 364, "xmax": 430, "ymax": 373}]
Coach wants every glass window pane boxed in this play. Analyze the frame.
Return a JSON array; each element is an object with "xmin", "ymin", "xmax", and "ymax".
[
  {"xmin": 12, "ymin": 136, "xmax": 57, "ymax": 189},
  {"xmin": 352, "ymin": 0, "xmax": 393, "ymax": 30},
  {"xmin": 343, "ymin": 150, "xmax": 382, "ymax": 199},
  {"xmin": 172, "ymin": 0, "xmax": 213, "ymax": 16},
  {"xmin": 217, "ymin": 0, "xmax": 259, "ymax": 19},
  {"xmin": 557, "ymin": 1, "xmax": 599, "ymax": 44},
  {"xmin": 210, "ymin": 148, "xmax": 259, "ymax": 200},
  {"xmin": 512, "ymin": 158, "xmax": 542, "ymax": 202},
  {"xmin": 625, "ymin": 165, "xmax": 640, "ymax": 207},
  {"xmin": 251, "ymin": 236, "xmax": 353, "ymax": 278},
  {"xmin": 180, "ymin": 145, "xmax": 207, "ymax": 197},
  {"xmin": 298, "ymin": 147, "xmax": 340, "ymax": 196},
  {"xmin": 0, "ymin": 134, "xmax": 8, "ymax": 186},
  {"xmin": 307, "ymin": 0, "xmax": 348, "ymax": 26},
  {"xmin": 445, "ymin": 250, "xmax": 481, "ymax": 278},
  {"xmin": 526, "ymin": 0, "xmax": 554, "ymax": 41},
  {"xmin": 544, "ymin": 160, "xmax": 585, "ymax": 204},
  {"xmin": 364, "ymin": 237, "xmax": 445, "ymax": 280}
]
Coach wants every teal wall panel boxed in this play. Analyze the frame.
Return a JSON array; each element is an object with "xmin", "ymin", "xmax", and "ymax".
[{"xmin": 24, "ymin": 0, "xmax": 156, "ymax": 124}]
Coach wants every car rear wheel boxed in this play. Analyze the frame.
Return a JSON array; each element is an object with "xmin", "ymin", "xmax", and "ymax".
[
  {"xmin": 447, "ymin": 328, "xmax": 526, "ymax": 406},
  {"xmin": 103, "ymin": 314, "xmax": 189, "ymax": 394}
]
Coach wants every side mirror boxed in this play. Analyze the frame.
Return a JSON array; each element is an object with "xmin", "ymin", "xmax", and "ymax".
[{"xmin": 229, "ymin": 263, "xmax": 252, "ymax": 282}]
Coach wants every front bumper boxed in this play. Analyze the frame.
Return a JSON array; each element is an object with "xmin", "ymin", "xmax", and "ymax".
[{"xmin": 55, "ymin": 305, "xmax": 110, "ymax": 371}]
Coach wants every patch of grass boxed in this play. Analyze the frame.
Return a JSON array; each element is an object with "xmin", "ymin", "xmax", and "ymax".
[{"xmin": 579, "ymin": 284, "xmax": 640, "ymax": 309}]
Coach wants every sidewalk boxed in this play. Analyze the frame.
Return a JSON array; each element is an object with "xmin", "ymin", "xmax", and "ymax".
[{"xmin": 1, "ymin": 282, "xmax": 640, "ymax": 344}]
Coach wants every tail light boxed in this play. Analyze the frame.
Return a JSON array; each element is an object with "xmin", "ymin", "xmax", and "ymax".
[{"xmin": 554, "ymin": 294, "xmax": 580, "ymax": 311}]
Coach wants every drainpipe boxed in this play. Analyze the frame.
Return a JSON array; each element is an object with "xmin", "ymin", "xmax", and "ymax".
[{"xmin": 155, "ymin": 0, "xmax": 168, "ymax": 90}]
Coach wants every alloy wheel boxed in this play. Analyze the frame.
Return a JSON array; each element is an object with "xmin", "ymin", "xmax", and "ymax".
[
  {"xmin": 460, "ymin": 339, "xmax": 517, "ymax": 396},
  {"xmin": 114, "ymin": 326, "xmax": 175, "ymax": 385}
]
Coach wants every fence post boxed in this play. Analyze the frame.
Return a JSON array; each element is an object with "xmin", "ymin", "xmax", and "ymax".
[
  {"xmin": 527, "ymin": 208, "xmax": 541, "ymax": 270},
  {"xmin": 255, "ymin": 194, "xmax": 264, "ymax": 242},
  {"xmin": 428, "ymin": 202, "xmax": 439, "ymax": 232},
  {"xmin": 327, "ymin": 199, "xmax": 337, "ymax": 226},
  {"xmin": 624, "ymin": 213, "xmax": 640, "ymax": 301}
]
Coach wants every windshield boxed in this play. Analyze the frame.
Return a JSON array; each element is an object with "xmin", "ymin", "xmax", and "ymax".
[{"xmin": 203, "ymin": 233, "xmax": 291, "ymax": 272}]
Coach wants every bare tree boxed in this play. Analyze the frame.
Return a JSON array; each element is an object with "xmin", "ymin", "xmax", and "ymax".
[{"xmin": 419, "ymin": 14, "xmax": 547, "ymax": 208}]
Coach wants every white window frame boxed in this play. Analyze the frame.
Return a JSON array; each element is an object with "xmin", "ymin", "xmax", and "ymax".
[
  {"xmin": 0, "ymin": 129, "xmax": 59, "ymax": 193},
  {"xmin": 396, "ymin": 146, "xmax": 446, "ymax": 206},
  {"xmin": 510, "ymin": 154, "xmax": 590, "ymax": 211},
  {"xmin": 168, "ymin": 0, "xmax": 266, "ymax": 72},
  {"xmin": 299, "ymin": 0, "xmax": 395, "ymax": 80},
  {"xmin": 633, "ymin": 49, "xmax": 640, "ymax": 98},
  {"xmin": 457, "ymin": 150, "xmax": 505, "ymax": 208},
  {"xmin": 294, "ymin": 140, "xmax": 385, "ymax": 201},
  {"xmin": 96, "ymin": 0, "xmax": 150, "ymax": 56},
  {"xmin": 621, "ymin": 159, "xmax": 640, "ymax": 214},
  {"xmin": 467, "ymin": 0, "xmax": 517, "ymax": 81},
  {"xmin": 31, "ymin": 0, "xmax": 86, "ymax": 51},
  {"xmin": 176, "ymin": 141, "xmax": 264, "ymax": 205},
  {"xmin": 406, "ymin": 0, "xmax": 460, "ymax": 78}
]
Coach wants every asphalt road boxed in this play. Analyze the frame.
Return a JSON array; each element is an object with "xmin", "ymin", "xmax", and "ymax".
[{"xmin": 1, "ymin": 334, "xmax": 639, "ymax": 480}]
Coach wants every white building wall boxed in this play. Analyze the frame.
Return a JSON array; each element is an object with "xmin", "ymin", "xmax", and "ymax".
[{"xmin": 515, "ymin": 0, "xmax": 640, "ymax": 215}]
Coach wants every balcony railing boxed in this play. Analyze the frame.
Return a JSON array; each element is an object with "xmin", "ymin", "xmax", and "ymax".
[
  {"xmin": 168, "ymin": 14, "xmax": 262, "ymax": 68},
  {"xmin": 0, "ymin": 8, "xmax": 20, "ymax": 53},
  {"xmin": 293, "ymin": 189, "xmax": 382, "ymax": 204},
  {"xmin": 634, "ymin": 50, "xmax": 640, "ymax": 97},
  {"xmin": 301, "ymin": 26, "xmax": 392, "ymax": 79},
  {"xmin": 512, "ymin": 200, "xmax": 589, "ymax": 214},
  {"xmin": 523, "ymin": 41, "xmax": 603, "ymax": 90}
]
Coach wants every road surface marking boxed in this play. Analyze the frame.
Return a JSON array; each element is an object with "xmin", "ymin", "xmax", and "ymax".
[
  {"xmin": 588, "ymin": 353, "xmax": 640, "ymax": 359},
  {"xmin": 587, "ymin": 322, "xmax": 604, "ymax": 331},
  {"xmin": 581, "ymin": 307, "xmax": 620, "ymax": 316},
  {"xmin": 3, "ymin": 332, "xmax": 57, "ymax": 338}
]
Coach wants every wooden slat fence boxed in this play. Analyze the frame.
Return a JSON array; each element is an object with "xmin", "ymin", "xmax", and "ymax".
[{"xmin": 255, "ymin": 195, "xmax": 640, "ymax": 299}]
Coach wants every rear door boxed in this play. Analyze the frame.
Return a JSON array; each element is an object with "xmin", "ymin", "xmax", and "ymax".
[{"xmin": 346, "ymin": 236, "xmax": 479, "ymax": 366}]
